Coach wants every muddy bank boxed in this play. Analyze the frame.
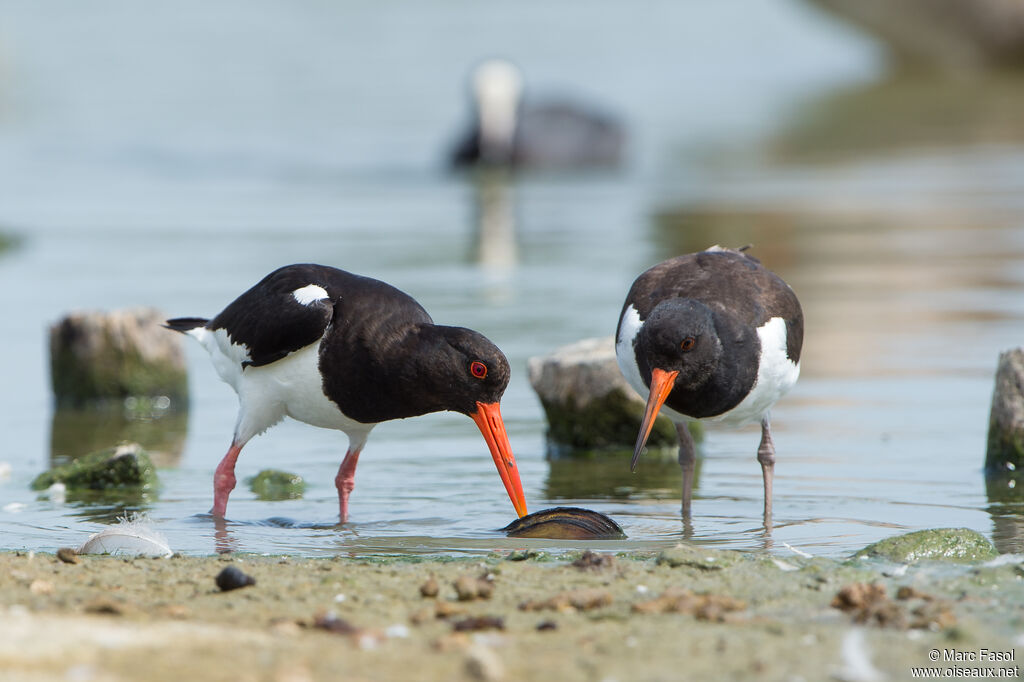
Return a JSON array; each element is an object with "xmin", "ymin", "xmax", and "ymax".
[{"xmin": 1, "ymin": 544, "xmax": 1021, "ymax": 682}]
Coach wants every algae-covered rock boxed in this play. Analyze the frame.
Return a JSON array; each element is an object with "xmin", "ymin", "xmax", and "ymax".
[
  {"xmin": 986, "ymin": 348, "xmax": 1024, "ymax": 473},
  {"xmin": 656, "ymin": 545, "xmax": 740, "ymax": 571},
  {"xmin": 247, "ymin": 469, "xmax": 305, "ymax": 501},
  {"xmin": 31, "ymin": 443, "xmax": 158, "ymax": 497},
  {"xmin": 855, "ymin": 528, "xmax": 997, "ymax": 563},
  {"xmin": 49, "ymin": 308, "xmax": 189, "ymax": 410},
  {"xmin": 528, "ymin": 337, "xmax": 699, "ymax": 455}
]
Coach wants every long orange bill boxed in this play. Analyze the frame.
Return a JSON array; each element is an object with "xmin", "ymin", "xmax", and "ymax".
[
  {"xmin": 632, "ymin": 367, "xmax": 679, "ymax": 472},
  {"xmin": 471, "ymin": 401, "xmax": 528, "ymax": 518}
]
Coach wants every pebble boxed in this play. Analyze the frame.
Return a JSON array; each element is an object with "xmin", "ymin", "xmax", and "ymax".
[
  {"xmin": 215, "ymin": 565, "xmax": 256, "ymax": 592},
  {"xmin": 465, "ymin": 644, "xmax": 504, "ymax": 682},
  {"xmin": 419, "ymin": 576, "xmax": 439, "ymax": 598}
]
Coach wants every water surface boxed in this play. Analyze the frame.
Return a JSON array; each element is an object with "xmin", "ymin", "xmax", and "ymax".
[{"xmin": 1, "ymin": 2, "xmax": 1023, "ymax": 557}]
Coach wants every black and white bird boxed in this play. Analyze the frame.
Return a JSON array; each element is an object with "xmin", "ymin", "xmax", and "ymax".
[
  {"xmin": 615, "ymin": 246, "xmax": 803, "ymax": 523},
  {"xmin": 450, "ymin": 59, "xmax": 625, "ymax": 169},
  {"xmin": 166, "ymin": 264, "xmax": 528, "ymax": 523}
]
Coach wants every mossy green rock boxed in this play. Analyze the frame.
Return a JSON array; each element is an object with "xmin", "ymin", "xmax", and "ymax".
[
  {"xmin": 656, "ymin": 544, "xmax": 740, "ymax": 570},
  {"xmin": 855, "ymin": 528, "xmax": 998, "ymax": 563},
  {"xmin": 247, "ymin": 469, "xmax": 305, "ymax": 501},
  {"xmin": 31, "ymin": 443, "xmax": 158, "ymax": 494}
]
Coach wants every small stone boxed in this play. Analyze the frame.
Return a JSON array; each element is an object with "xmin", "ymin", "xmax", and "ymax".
[
  {"xmin": 84, "ymin": 599, "xmax": 123, "ymax": 615},
  {"xmin": 454, "ymin": 574, "xmax": 493, "ymax": 601},
  {"xmin": 56, "ymin": 547, "xmax": 79, "ymax": 564},
  {"xmin": 420, "ymin": 576, "xmax": 440, "ymax": 598},
  {"xmin": 536, "ymin": 620, "xmax": 558, "ymax": 631},
  {"xmin": 465, "ymin": 644, "xmax": 505, "ymax": 682},
  {"xmin": 452, "ymin": 616, "xmax": 505, "ymax": 632},
  {"xmin": 571, "ymin": 550, "xmax": 616, "ymax": 571},
  {"xmin": 312, "ymin": 611, "xmax": 359, "ymax": 635},
  {"xmin": 29, "ymin": 579, "xmax": 54, "ymax": 595},
  {"xmin": 435, "ymin": 601, "xmax": 468, "ymax": 619},
  {"xmin": 215, "ymin": 565, "xmax": 256, "ymax": 592}
]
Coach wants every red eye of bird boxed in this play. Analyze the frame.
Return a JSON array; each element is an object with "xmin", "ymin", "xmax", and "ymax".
[
  {"xmin": 470, "ymin": 361, "xmax": 488, "ymax": 379},
  {"xmin": 681, "ymin": 337, "xmax": 696, "ymax": 351}
]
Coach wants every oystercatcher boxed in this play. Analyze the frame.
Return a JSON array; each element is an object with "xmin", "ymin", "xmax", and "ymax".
[
  {"xmin": 166, "ymin": 264, "xmax": 528, "ymax": 523},
  {"xmin": 450, "ymin": 59, "xmax": 625, "ymax": 169},
  {"xmin": 615, "ymin": 246, "xmax": 803, "ymax": 522}
]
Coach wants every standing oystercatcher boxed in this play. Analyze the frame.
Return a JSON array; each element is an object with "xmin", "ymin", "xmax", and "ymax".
[
  {"xmin": 615, "ymin": 246, "xmax": 803, "ymax": 523},
  {"xmin": 166, "ymin": 264, "xmax": 528, "ymax": 523},
  {"xmin": 450, "ymin": 59, "xmax": 625, "ymax": 169}
]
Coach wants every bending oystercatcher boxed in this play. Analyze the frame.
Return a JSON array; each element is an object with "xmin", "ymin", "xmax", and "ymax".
[
  {"xmin": 615, "ymin": 246, "xmax": 803, "ymax": 523},
  {"xmin": 166, "ymin": 264, "xmax": 528, "ymax": 523},
  {"xmin": 450, "ymin": 59, "xmax": 624, "ymax": 169}
]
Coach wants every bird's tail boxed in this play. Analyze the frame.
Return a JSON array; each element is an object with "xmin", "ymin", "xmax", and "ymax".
[{"xmin": 164, "ymin": 317, "xmax": 209, "ymax": 333}]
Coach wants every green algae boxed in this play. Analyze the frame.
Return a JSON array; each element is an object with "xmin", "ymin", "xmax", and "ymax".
[
  {"xmin": 246, "ymin": 469, "xmax": 306, "ymax": 501},
  {"xmin": 854, "ymin": 528, "xmax": 998, "ymax": 563},
  {"xmin": 30, "ymin": 443, "xmax": 158, "ymax": 498}
]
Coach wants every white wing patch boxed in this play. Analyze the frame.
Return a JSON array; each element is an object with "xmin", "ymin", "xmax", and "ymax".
[{"xmin": 292, "ymin": 284, "xmax": 329, "ymax": 306}]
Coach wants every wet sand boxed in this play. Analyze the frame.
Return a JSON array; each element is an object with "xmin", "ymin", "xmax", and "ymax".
[{"xmin": 1, "ymin": 544, "xmax": 1020, "ymax": 681}]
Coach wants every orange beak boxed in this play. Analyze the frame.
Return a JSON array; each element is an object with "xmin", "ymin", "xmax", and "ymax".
[
  {"xmin": 632, "ymin": 367, "xmax": 679, "ymax": 471},
  {"xmin": 471, "ymin": 401, "xmax": 528, "ymax": 518}
]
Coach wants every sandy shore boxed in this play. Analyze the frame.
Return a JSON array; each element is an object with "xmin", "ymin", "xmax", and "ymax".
[{"xmin": 1, "ymin": 544, "xmax": 1021, "ymax": 682}]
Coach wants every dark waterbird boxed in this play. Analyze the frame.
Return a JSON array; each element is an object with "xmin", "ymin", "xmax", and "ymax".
[
  {"xmin": 166, "ymin": 264, "xmax": 528, "ymax": 523},
  {"xmin": 450, "ymin": 59, "xmax": 625, "ymax": 170},
  {"xmin": 615, "ymin": 246, "xmax": 803, "ymax": 524}
]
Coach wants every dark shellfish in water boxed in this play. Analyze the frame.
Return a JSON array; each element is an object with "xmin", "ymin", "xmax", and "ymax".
[{"xmin": 501, "ymin": 507, "xmax": 626, "ymax": 539}]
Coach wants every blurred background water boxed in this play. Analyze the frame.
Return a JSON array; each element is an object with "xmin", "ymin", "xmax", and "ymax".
[{"xmin": 1, "ymin": 0, "xmax": 1023, "ymax": 557}]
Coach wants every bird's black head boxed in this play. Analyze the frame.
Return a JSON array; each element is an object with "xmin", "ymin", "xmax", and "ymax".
[
  {"xmin": 636, "ymin": 298, "xmax": 722, "ymax": 391},
  {"xmin": 425, "ymin": 326, "xmax": 512, "ymax": 416}
]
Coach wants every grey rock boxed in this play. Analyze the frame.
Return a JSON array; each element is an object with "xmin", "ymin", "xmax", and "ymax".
[
  {"xmin": 527, "ymin": 337, "xmax": 681, "ymax": 455},
  {"xmin": 986, "ymin": 348, "xmax": 1024, "ymax": 473},
  {"xmin": 49, "ymin": 307, "xmax": 188, "ymax": 410}
]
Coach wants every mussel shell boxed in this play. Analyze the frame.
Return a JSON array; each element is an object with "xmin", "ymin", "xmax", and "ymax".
[{"xmin": 501, "ymin": 506, "xmax": 626, "ymax": 539}]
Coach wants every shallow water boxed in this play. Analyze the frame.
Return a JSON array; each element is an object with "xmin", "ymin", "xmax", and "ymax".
[{"xmin": 1, "ymin": 2, "xmax": 1023, "ymax": 557}]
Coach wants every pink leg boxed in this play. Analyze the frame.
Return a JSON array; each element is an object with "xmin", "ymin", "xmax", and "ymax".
[
  {"xmin": 211, "ymin": 442, "xmax": 243, "ymax": 518},
  {"xmin": 335, "ymin": 445, "xmax": 363, "ymax": 523}
]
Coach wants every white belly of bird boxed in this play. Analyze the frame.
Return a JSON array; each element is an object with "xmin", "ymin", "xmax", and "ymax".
[
  {"xmin": 189, "ymin": 327, "xmax": 371, "ymax": 443},
  {"xmin": 616, "ymin": 307, "xmax": 799, "ymax": 427}
]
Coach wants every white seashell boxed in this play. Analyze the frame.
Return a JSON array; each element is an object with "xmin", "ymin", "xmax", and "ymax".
[{"xmin": 78, "ymin": 513, "xmax": 172, "ymax": 558}]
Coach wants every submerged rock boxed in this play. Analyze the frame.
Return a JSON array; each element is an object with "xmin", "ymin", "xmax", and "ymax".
[
  {"xmin": 31, "ymin": 443, "xmax": 158, "ymax": 497},
  {"xmin": 247, "ymin": 469, "xmax": 305, "ymax": 501},
  {"xmin": 986, "ymin": 348, "xmax": 1024, "ymax": 473},
  {"xmin": 49, "ymin": 307, "xmax": 188, "ymax": 410},
  {"xmin": 501, "ymin": 506, "xmax": 625, "ymax": 539},
  {"xmin": 527, "ymin": 337, "xmax": 686, "ymax": 455},
  {"xmin": 854, "ymin": 528, "xmax": 997, "ymax": 563}
]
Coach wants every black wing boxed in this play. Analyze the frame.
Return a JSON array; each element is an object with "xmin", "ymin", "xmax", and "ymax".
[{"xmin": 208, "ymin": 265, "xmax": 336, "ymax": 368}]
